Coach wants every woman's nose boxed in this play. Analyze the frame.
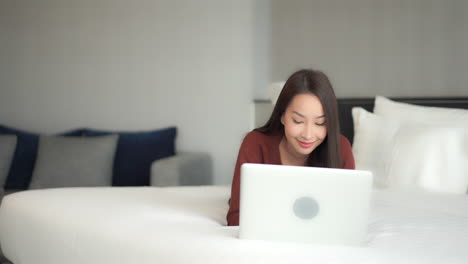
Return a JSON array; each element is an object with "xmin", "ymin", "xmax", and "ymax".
[{"xmin": 301, "ymin": 124, "xmax": 314, "ymax": 140}]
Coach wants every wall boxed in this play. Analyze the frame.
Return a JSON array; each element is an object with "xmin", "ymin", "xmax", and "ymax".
[
  {"xmin": 2, "ymin": 0, "xmax": 467, "ymax": 184},
  {"xmin": 0, "ymin": 0, "xmax": 255, "ymax": 185},
  {"xmin": 263, "ymin": 0, "xmax": 468, "ymax": 99}
]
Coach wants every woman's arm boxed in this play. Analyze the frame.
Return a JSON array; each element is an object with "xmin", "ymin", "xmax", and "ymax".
[
  {"xmin": 226, "ymin": 132, "xmax": 263, "ymax": 226},
  {"xmin": 340, "ymin": 135, "xmax": 355, "ymax": 169}
]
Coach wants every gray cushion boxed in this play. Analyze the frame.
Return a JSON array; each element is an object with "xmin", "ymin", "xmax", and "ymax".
[
  {"xmin": 0, "ymin": 135, "xmax": 17, "ymax": 189},
  {"xmin": 29, "ymin": 135, "xmax": 118, "ymax": 189}
]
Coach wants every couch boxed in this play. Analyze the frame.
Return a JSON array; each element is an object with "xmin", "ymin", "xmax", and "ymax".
[{"xmin": 0, "ymin": 124, "xmax": 212, "ymax": 264}]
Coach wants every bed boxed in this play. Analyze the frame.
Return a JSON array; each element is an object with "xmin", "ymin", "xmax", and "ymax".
[
  {"xmin": 1, "ymin": 186, "xmax": 468, "ymax": 264},
  {"xmin": 1, "ymin": 96, "xmax": 468, "ymax": 264}
]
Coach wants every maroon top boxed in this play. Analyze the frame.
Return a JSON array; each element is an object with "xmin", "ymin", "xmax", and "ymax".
[{"xmin": 226, "ymin": 131, "xmax": 355, "ymax": 226}]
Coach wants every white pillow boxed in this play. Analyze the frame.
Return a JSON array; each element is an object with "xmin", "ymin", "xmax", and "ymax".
[
  {"xmin": 374, "ymin": 95, "xmax": 468, "ymax": 126},
  {"xmin": 374, "ymin": 96, "xmax": 468, "ymax": 182},
  {"xmin": 351, "ymin": 107, "xmax": 399, "ymax": 188},
  {"xmin": 352, "ymin": 107, "xmax": 468, "ymax": 194},
  {"xmin": 387, "ymin": 125, "xmax": 466, "ymax": 193}
]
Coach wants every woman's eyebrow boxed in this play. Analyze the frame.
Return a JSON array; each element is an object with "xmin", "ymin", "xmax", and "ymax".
[
  {"xmin": 292, "ymin": 111, "xmax": 305, "ymax": 118},
  {"xmin": 292, "ymin": 111, "xmax": 325, "ymax": 119}
]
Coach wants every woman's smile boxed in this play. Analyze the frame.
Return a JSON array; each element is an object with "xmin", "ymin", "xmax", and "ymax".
[{"xmin": 297, "ymin": 139, "xmax": 315, "ymax": 149}]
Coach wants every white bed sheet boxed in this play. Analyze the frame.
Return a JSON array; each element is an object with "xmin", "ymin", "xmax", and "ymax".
[{"xmin": 0, "ymin": 186, "xmax": 467, "ymax": 264}]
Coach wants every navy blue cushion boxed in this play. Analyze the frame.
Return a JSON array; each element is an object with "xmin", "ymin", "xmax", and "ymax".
[
  {"xmin": 59, "ymin": 129, "xmax": 85, "ymax": 137},
  {"xmin": 0, "ymin": 125, "xmax": 38, "ymax": 190},
  {"xmin": 0, "ymin": 125, "xmax": 85, "ymax": 190},
  {"xmin": 83, "ymin": 127, "xmax": 176, "ymax": 186}
]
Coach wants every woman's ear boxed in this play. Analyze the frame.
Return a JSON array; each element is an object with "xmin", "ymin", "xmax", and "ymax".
[{"xmin": 281, "ymin": 113, "xmax": 285, "ymax": 125}]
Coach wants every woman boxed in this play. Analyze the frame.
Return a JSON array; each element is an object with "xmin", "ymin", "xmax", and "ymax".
[{"xmin": 226, "ymin": 69, "xmax": 355, "ymax": 226}]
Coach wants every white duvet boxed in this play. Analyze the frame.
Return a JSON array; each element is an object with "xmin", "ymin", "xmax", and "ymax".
[{"xmin": 1, "ymin": 186, "xmax": 467, "ymax": 264}]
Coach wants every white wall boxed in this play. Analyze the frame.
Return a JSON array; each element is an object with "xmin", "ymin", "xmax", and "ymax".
[
  {"xmin": 0, "ymin": 0, "xmax": 255, "ymax": 184},
  {"xmin": 252, "ymin": 0, "xmax": 272, "ymax": 100},
  {"xmin": 2, "ymin": 0, "xmax": 466, "ymax": 184},
  {"xmin": 263, "ymin": 0, "xmax": 468, "ymax": 99}
]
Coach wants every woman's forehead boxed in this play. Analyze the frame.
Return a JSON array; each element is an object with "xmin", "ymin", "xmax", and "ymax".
[{"xmin": 287, "ymin": 94, "xmax": 325, "ymax": 118}]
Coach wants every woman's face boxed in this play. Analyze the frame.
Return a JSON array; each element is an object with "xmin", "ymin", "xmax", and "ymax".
[{"xmin": 281, "ymin": 93, "xmax": 327, "ymax": 159}]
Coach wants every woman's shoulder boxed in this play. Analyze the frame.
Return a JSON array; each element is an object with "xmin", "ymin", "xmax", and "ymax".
[
  {"xmin": 339, "ymin": 134, "xmax": 355, "ymax": 169},
  {"xmin": 242, "ymin": 130, "xmax": 281, "ymax": 146},
  {"xmin": 239, "ymin": 130, "xmax": 282, "ymax": 164},
  {"xmin": 339, "ymin": 134, "xmax": 352, "ymax": 148},
  {"xmin": 244, "ymin": 130, "xmax": 267, "ymax": 140}
]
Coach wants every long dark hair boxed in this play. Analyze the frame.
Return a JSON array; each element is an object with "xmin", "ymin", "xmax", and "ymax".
[{"xmin": 255, "ymin": 69, "xmax": 342, "ymax": 168}]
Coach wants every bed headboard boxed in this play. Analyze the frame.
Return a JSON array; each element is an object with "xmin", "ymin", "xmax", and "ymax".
[{"xmin": 338, "ymin": 97, "xmax": 468, "ymax": 144}]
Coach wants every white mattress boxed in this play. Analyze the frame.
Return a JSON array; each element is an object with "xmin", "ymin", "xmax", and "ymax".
[{"xmin": 0, "ymin": 186, "xmax": 467, "ymax": 264}]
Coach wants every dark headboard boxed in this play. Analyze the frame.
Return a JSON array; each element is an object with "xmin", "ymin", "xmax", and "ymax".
[{"xmin": 338, "ymin": 97, "xmax": 468, "ymax": 144}]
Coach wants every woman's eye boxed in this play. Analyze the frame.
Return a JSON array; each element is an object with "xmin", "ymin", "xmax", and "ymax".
[
  {"xmin": 315, "ymin": 122, "xmax": 326, "ymax": 126},
  {"xmin": 292, "ymin": 119, "xmax": 303, "ymax": 124}
]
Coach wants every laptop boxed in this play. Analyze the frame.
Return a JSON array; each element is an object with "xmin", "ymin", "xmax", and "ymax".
[{"xmin": 239, "ymin": 163, "xmax": 373, "ymax": 246}]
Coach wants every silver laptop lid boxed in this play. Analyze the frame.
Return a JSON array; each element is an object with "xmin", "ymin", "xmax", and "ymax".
[{"xmin": 239, "ymin": 163, "xmax": 373, "ymax": 246}]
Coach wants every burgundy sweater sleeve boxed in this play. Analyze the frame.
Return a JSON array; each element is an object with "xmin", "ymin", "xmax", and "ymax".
[
  {"xmin": 340, "ymin": 135, "xmax": 355, "ymax": 169},
  {"xmin": 226, "ymin": 132, "xmax": 263, "ymax": 226}
]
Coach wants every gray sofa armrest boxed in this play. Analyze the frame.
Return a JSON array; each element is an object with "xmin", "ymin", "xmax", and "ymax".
[
  {"xmin": 0, "ymin": 189, "xmax": 12, "ymax": 264},
  {"xmin": 150, "ymin": 152, "xmax": 213, "ymax": 186}
]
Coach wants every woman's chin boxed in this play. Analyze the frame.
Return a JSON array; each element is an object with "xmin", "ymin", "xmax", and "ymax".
[{"xmin": 293, "ymin": 146, "xmax": 314, "ymax": 157}]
